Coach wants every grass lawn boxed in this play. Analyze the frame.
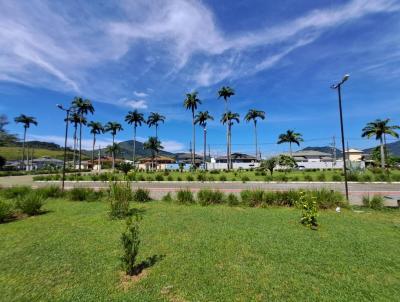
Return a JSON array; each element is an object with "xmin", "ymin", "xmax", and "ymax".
[
  {"xmin": 0, "ymin": 147, "xmax": 69, "ymax": 161},
  {"xmin": 1, "ymin": 200, "xmax": 399, "ymax": 301}
]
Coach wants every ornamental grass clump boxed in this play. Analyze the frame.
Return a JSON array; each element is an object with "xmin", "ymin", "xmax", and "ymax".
[
  {"xmin": 176, "ymin": 189, "xmax": 195, "ymax": 204},
  {"xmin": 16, "ymin": 191, "xmax": 45, "ymax": 216},
  {"xmin": 197, "ymin": 189, "xmax": 225, "ymax": 206},
  {"xmin": 0, "ymin": 186, "xmax": 31, "ymax": 199},
  {"xmin": 133, "ymin": 188, "xmax": 151, "ymax": 203},
  {"xmin": 362, "ymin": 195, "xmax": 384, "ymax": 209},
  {"xmin": 109, "ymin": 182, "xmax": 132, "ymax": 219},
  {"xmin": 240, "ymin": 189, "xmax": 264, "ymax": 207},
  {"xmin": 0, "ymin": 199, "xmax": 14, "ymax": 223}
]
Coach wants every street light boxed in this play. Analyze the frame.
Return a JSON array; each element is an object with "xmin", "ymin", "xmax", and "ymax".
[
  {"xmin": 330, "ymin": 74, "xmax": 350, "ymax": 201},
  {"xmin": 57, "ymin": 104, "xmax": 77, "ymax": 191}
]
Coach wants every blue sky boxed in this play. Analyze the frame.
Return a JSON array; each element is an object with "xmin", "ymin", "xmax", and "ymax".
[{"xmin": 1, "ymin": 0, "xmax": 400, "ymax": 156}]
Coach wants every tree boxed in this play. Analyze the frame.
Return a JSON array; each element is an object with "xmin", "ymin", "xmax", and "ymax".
[
  {"xmin": 68, "ymin": 112, "xmax": 81, "ymax": 169},
  {"xmin": 143, "ymin": 137, "xmax": 163, "ymax": 171},
  {"xmin": 260, "ymin": 157, "xmax": 277, "ymax": 175},
  {"xmin": 125, "ymin": 110, "xmax": 145, "ymax": 167},
  {"xmin": 87, "ymin": 121, "xmax": 104, "ymax": 168},
  {"xmin": 278, "ymin": 154, "xmax": 297, "ymax": 172},
  {"xmin": 146, "ymin": 112, "xmax": 165, "ymax": 139},
  {"xmin": 104, "ymin": 122, "xmax": 123, "ymax": 170},
  {"xmin": 0, "ymin": 155, "xmax": 6, "ymax": 170},
  {"xmin": 184, "ymin": 91, "xmax": 202, "ymax": 168},
  {"xmin": 116, "ymin": 162, "xmax": 133, "ymax": 177},
  {"xmin": 244, "ymin": 109, "xmax": 266, "ymax": 160},
  {"xmin": 277, "ymin": 130, "xmax": 303, "ymax": 156},
  {"xmin": 221, "ymin": 111, "xmax": 240, "ymax": 170},
  {"xmin": 218, "ymin": 86, "xmax": 235, "ymax": 169},
  {"xmin": 0, "ymin": 115, "xmax": 17, "ymax": 146},
  {"xmin": 14, "ymin": 114, "xmax": 38, "ymax": 169},
  {"xmin": 195, "ymin": 111, "xmax": 214, "ymax": 170},
  {"xmin": 72, "ymin": 97, "xmax": 94, "ymax": 170},
  {"xmin": 361, "ymin": 119, "xmax": 399, "ymax": 168}
]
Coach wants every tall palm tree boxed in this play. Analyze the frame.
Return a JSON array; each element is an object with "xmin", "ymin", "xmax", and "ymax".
[
  {"xmin": 221, "ymin": 111, "xmax": 240, "ymax": 170},
  {"xmin": 143, "ymin": 136, "xmax": 163, "ymax": 171},
  {"xmin": 361, "ymin": 119, "xmax": 399, "ymax": 168},
  {"xmin": 72, "ymin": 97, "xmax": 94, "ymax": 170},
  {"xmin": 147, "ymin": 112, "xmax": 165, "ymax": 139},
  {"xmin": 184, "ymin": 91, "xmax": 202, "ymax": 167},
  {"xmin": 125, "ymin": 110, "xmax": 145, "ymax": 167},
  {"xmin": 14, "ymin": 114, "xmax": 38, "ymax": 169},
  {"xmin": 87, "ymin": 121, "xmax": 104, "ymax": 168},
  {"xmin": 68, "ymin": 112, "xmax": 81, "ymax": 169},
  {"xmin": 195, "ymin": 111, "xmax": 214, "ymax": 170},
  {"xmin": 277, "ymin": 130, "xmax": 304, "ymax": 156},
  {"xmin": 218, "ymin": 86, "xmax": 235, "ymax": 169},
  {"xmin": 244, "ymin": 109, "xmax": 266, "ymax": 160},
  {"xmin": 104, "ymin": 122, "xmax": 123, "ymax": 170}
]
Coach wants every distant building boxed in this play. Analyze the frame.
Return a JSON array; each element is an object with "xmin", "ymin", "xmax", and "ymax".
[
  {"xmin": 345, "ymin": 148, "xmax": 364, "ymax": 162},
  {"xmin": 208, "ymin": 152, "xmax": 259, "ymax": 170},
  {"xmin": 138, "ymin": 155, "xmax": 175, "ymax": 170},
  {"xmin": 5, "ymin": 156, "xmax": 64, "ymax": 170}
]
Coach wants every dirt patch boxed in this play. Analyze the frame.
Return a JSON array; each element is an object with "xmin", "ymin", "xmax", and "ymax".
[{"xmin": 118, "ymin": 270, "xmax": 148, "ymax": 291}]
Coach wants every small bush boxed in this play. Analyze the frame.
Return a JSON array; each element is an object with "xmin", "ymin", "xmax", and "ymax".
[
  {"xmin": 126, "ymin": 173, "xmax": 136, "ymax": 181},
  {"xmin": 68, "ymin": 188, "xmax": 98, "ymax": 201},
  {"xmin": 0, "ymin": 199, "xmax": 14, "ymax": 222},
  {"xmin": 226, "ymin": 193, "xmax": 239, "ymax": 206},
  {"xmin": 209, "ymin": 170, "xmax": 220, "ymax": 174},
  {"xmin": 36, "ymin": 186, "xmax": 64, "ymax": 199},
  {"xmin": 0, "ymin": 186, "xmax": 31, "ymax": 199},
  {"xmin": 299, "ymin": 192, "xmax": 318, "ymax": 229},
  {"xmin": 197, "ymin": 189, "xmax": 225, "ymax": 206},
  {"xmin": 207, "ymin": 175, "xmax": 215, "ymax": 182},
  {"xmin": 347, "ymin": 172, "xmax": 359, "ymax": 181},
  {"xmin": 99, "ymin": 173, "xmax": 109, "ymax": 181},
  {"xmin": 241, "ymin": 176, "xmax": 250, "ymax": 183},
  {"xmin": 291, "ymin": 176, "xmax": 299, "ymax": 181},
  {"xmin": 109, "ymin": 182, "xmax": 132, "ymax": 219},
  {"xmin": 263, "ymin": 175, "xmax": 273, "ymax": 182},
  {"xmin": 359, "ymin": 174, "xmax": 372, "ymax": 182},
  {"xmin": 133, "ymin": 188, "xmax": 151, "ymax": 203},
  {"xmin": 390, "ymin": 173, "xmax": 400, "ymax": 181},
  {"xmin": 196, "ymin": 173, "xmax": 206, "ymax": 182},
  {"xmin": 16, "ymin": 191, "xmax": 45, "ymax": 215},
  {"xmin": 176, "ymin": 189, "xmax": 195, "ymax": 204},
  {"xmin": 374, "ymin": 173, "xmax": 390, "ymax": 182},
  {"xmin": 166, "ymin": 175, "xmax": 173, "ymax": 181},
  {"xmin": 146, "ymin": 175, "xmax": 155, "ymax": 181},
  {"xmin": 186, "ymin": 175, "xmax": 194, "ymax": 182},
  {"xmin": 275, "ymin": 174, "xmax": 289, "ymax": 182},
  {"xmin": 155, "ymin": 174, "xmax": 164, "ymax": 181},
  {"xmin": 316, "ymin": 173, "xmax": 326, "ymax": 181},
  {"xmin": 312, "ymin": 189, "xmax": 345, "ymax": 209},
  {"xmin": 219, "ymin": 175, "xmax": 227, "ymax": 182},
  {"xmin": 161, "ymin": 192, "xmax": 173, "ymax": 202},
  {"xmin": 303, "ymin": 174, "xmax": 313, "ymax": 181},
  {"xmin": 362, "ymin": 195, "xmax": 384, "ymax": 209},
  {"xmin": 176, "ymin": 176, "xmax": 182, "ymax": 181},
  {"xmin": 331, "ymin": 174, "xmax": 342, "ymax": 181},
  {"xmin": 240, "ymin": 189, "xmax": 264, "ymax": 207},
  {"xmin": 121, "ymin": 216, "xmax": 141, "ymax": 276},
  {"xmin": 137, "ymin": 174, "xmax": 145, "ymax": 181}
]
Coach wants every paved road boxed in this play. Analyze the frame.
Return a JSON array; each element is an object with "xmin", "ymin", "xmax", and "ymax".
[{"xmin": 1, "ymin": 175, "xmax": 399, "ymax": 206}]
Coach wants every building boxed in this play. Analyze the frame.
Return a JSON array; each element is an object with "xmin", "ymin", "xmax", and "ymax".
[
  {"xmin": 138, "ymin": 155, "xmax": 175, "ymax": 170},
  {"xmin": 345, "ymin": 148, "xmax": 364, "ymax": 162},
  {"xmin": 175, "ymin": 153, "xmax": 203, "ymax": 167},
  {"xmin": 5, "ymin": 156, "xmax": 64, "ymax": 171},
  {"xmin": 208, "ymin": 153, "xmax": 259, "ymax": 170}
]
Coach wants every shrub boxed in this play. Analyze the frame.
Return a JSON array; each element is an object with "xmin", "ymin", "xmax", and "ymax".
[
  {"xmin": 207, "ymin": 175, "xmax": 215, "ymax": 182},
  {"xmin": 226, "ymin": 193, "xmax": 239, "ymax": 206},
  {"xmin": 291, "ymin": 176, "xmax": 299, "ymax": 181},
  {"xmin": 359, "ymin": 174, "xmax": 372, "ymax": 182},
  {"xmin": 109, "ymin": 182, "xmax": 132, "ymax": 219},
  {"xmin": 241, "ymin": 175, "xmax": 250, "ymax": 183},
  {"xmin": 68, "ymin": 188, "xmax": 96, "ymax": 201},
  {"xmin": 16, "ymin": 191, "xmax": 45, "ymax": 215},
  {"xmin": 347, "ymin": 172, "xmax": 359, "ymax": 181},
  {"xmin": 303, "ymin": 174, "xmax": 313, "ymax": 182},
  {"xmin": 0, "ymin": 199, "xmax": 14, "ymax": 222},
  {"xmin": 209, "ymin": 170, "xmax": 220, "ymax": 174},
  {"xmin": 161, "ymin": 192, "xmax": 173, "ymax": 202},
  {"xmin": 374, "ymin": 173, "xmax": 390, "ymax": 182},
  {"xmin": 391, "ymin": 173, "xmax": 400, "ymax": 181},
  {"xmin": 155, "ymin": 174, "xmax": 164, "ymax": 181},
  {"xmin": 133, "ymin": 188, "xmax": 151, "ymax": 203},
  {"xmin": 137, "ymin": 174, "xmax": 145, "ymax": 181},
  {"xmin": 311, "ymin": 189, "xmax": 345, "ymax": 209},
  {"xmin": 146, "ymin": 175, "xmax": 155, "ymax": 181},
  {"xmin": 176, "ymin": 176, "xmax": 182, "ymax": 182},
  {"xmin": 167, "ymin": 175, "xmax": 173, "ymax": 181},
  {"xmin": 186, "ymin": 175, "xmax": 194, "ymax": 182},
  {"xmin": 331, "ymin": 174, "xmax": 342, "ymax": 181},
  {"xmin": 362, "ymin": 195, "xmax": 384, "ymax": 209},
  {"xmin": 121, "ymin": 216, "xmax": 141, "ymax": 276},
  {"xmin": 36, "ymin": 186, "xmax": 64, "ymax": 199},
  {"xmin": 197, "ymin": 189, "xmax": 225, "ymax": 206},
  {"xmin": 126, "ymin": 173, "xmax": 136, "ymax": 181},
  {"xmin": 99, "ymin": 173, "xmax": 109, "ymax": 181},
  {"xmin": 219, "ymin": 175, "xmax": 227, "ymax": 182},
  {"xmin": 275, "ymin": 174, "xmax": 289, "ymax": 182},
  {"xmin": 299, "ymin": 192, "xmax": 318, "ymax": 229},
  {"xmin": 0, "ymin": 186, "xmax": 31, "ymax": 199},
  {"xmin": 196, "ymin": 173, "xmax": 206, "ymax": 182},
  {"xmin": 263, "ymin": 175, "xmax": 273, "ymax": 182},
  {"xmin": 316, "ymin": 173, "xmax": 326, "ymax": 181},
  {"xmin": 240, "ymin": 189, "xmax": 264, "ymax": 207},
  {"xmin": 176, "ymin": 189, "xmax": 195, "ymax": 204}
]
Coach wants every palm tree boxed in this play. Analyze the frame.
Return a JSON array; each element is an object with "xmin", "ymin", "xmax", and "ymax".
[
  {"xmin": 361, "ymin": 119, "xmax": 399, "ymax": 168},
  {"xmin": 244, "ymin": 109, "xmax": 266, "ymax": 160},
  {"xmin": 68, "ymin": 112, "xmax": 81, "ymax": 169},
  {"xmin": 14, "ymin": 114, "xmax": 38, "ymax": 169},
  {"xmin": 221, "ymin": 111, "xmax": 240, "ymax": 169},
  {"xmin": 277, "ymin": 130, "xmax": 304, "ymax": 156},
  {"xmin": 87, "ymin": 121, "xmax": 104, "ymax": 168},
  {"xmin": 194, "ymin": 111, "xmax": 214, "ymax": 170},
  {"xmin": 184, "ymin": 91, "xmax": 202, "ymax": 167},
  {"xmin": 106, "ymin": 143, "xmax": 120, "ymax": 167},
  {"xmin": 218, "ymin": 86, "xmax": 235, "ymax": 169},
  {"xmin": 72, "ymin": 97, "xmax": 94, "ymax": 170},
  {"xmin": 143, "ymin": 136, "xmax": 163, "ymax": 171},
  {"xmin": 104, "ymin": 122, "xmax": 123, "ymax": 170},
  {"xmin": 125, "ymin": 110, "xmax": 145, "ymax": 167},
  {"xmin": 147, "ymin": 112, "xmax": 165, "ymax": 139}
]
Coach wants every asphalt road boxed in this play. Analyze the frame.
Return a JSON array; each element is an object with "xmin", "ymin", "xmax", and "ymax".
[{"xmin": 2, "ymin": 175, "xmax": 398, "ymax": 206}]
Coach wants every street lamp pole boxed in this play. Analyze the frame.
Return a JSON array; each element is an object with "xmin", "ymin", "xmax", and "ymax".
[{"xmin": 331, "ymin": 74, "xmax": 350, "ymax": 201}]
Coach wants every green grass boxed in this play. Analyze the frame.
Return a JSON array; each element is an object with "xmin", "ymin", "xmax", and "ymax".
[
  {"xmin": 0, "ymin": 146, "xmax": 90, "ymax": 161},
  {"xmin": 1, "ymin": 200, "xmax": 399, "ymax": 301}
]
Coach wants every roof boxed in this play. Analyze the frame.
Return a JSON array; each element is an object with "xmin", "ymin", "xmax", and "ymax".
[
  {"xmin": 291, "ymin": 150, "xmax": 332, "ymax": 157},
  {"xmin": 139, "ymin": 156, "xmax": 175, "ymax": 163},
  {"xmin": 216, "ymin": 153, "xmax": 257, "ymax": 160},
  {"xmin": 345, "ymin": 148, "xmax": 363, "ymax": 153}
]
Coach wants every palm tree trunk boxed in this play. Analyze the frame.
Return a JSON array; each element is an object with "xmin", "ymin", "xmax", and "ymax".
[
  {"xmin": 21, "ymin": 126, "xmax": 27, "ymax": 170},
  {"xmin": 192, "ymin": 110, "xmax": 195, "ymax": 168},
  {"xmin": 112, "ymin": 135, "xmax": 115, "ymax": 171},
  {"xmin": 226, "ymin": 124, "xmax": 230, "ymax": 170},
  {"xmin": 155, "ymin": 125, "xmax": 158, "ymax": 170},
  {"xmin": 92, "ymin": 134, "xmax": 95, "ymax": 170},
  {"xmin": 380, "ymin": 137, "xmax": 385, "ymax": 168},
  {"xmin": 229, "ymin": 123, "xmax": 232, "ymax": 170},
  {"xmin": 203, "ymin": 126, "xmax": 207, "ymax": 170},
  {"xmin": 73, "ymin": 125, "xmax": 77, "ymax": 169},
  {"xmin": 384, "ymin": 134, "xmax": 388, "ymax": 169},
  {"xmin": 254, "ymin": 121, "xmax": 258, "ymax": 160},
  {"xmin": 133, "ymin": 126, "xmax": 136, "ymax": 168},
  {"xmin": 289, "ymin": 142, "xmax": 292, "ymax": 156},
  {"xmin": 79, "ymin": 122, "xmax": 82, "ymax": 171}
]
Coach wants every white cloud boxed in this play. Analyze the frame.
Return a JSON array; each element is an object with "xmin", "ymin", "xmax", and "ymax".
[
  {"xmin": 133, "ymin": 91, "xmax": 148, "ymax": 97},
  {"xmin": 118, "ymin": 98, "xmax": 148, "ymax": 109},
  {"xmin": 161, "ymin": 140, "xmax": 185, "ymax": 153}
]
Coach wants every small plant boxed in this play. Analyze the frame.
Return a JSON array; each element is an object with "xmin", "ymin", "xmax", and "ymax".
[
  {"xmin": 197, "ymin": 189, "xmax": 225, "ymax": 206},
  {"xmin": 137, "ymin": 174, "xmax": 145, "ymax": 181},
  {"xmin": 133, "ymin": 188, "xmax": 151, "ymax": 203},
  {"xmin": 304, "ymin": 174, "xmax": 313, "ymax": 181},
  {"xmin": 109, "ymin": 182, "xmax": 132, "ymax": 219},
  {"xmin": 127, "ymin": 173, "xmax": 136, "ymax": 181},
  {"xmin": 240, "ymin": 189, "xmax": 264, "ymax": 207},
  {"xmin": 167, "ymin": 175, "xmax": 173, "ymax": 181},
  {"xmin": 68, "ymin": 188, "xmax": 98, "ymax": 201},
  {"xmin": 0, "ymin": 199, "xmax": 14, "ymax": 222},
  {"xmin": 0, "ymin": 186, "xmax": 31, "ymax": 199},
  {"xmin": 176, "ymin": 176, "xmax": 182, "ymax": 181},
  {"xmin": 155, "ymin": 174, "xmax": 164, "ymax": 181},
  {"xmin": 207, "ymin": 175, "xmax": 215, "ymax": 181},
  {"xmin": 299, "ymin": 192, "xmax": 318, "ymax": 229},
  {"xmin": 161, "ymin": 192, "xmax": 173, "ymax": 202},
  {"xmin": 196, "ymin": 173, "xmax": 206, "ymax": 182},
  {"xmin": 121, "ymin": 216, "xmax": 141, "ymax": 276},
  {"xmin": 241, "ymin": 175, "xmax": 250, "ymax": 183},
  {"xmin": 176, "ymin": 189, "xmax": 195, "ymax": 204},
  {"xmin": 226, "ymin": 193, "xmax": 239, "ymax": 206},
  {"xmin": 331, "ymin": 174, "xmax": 342, "ymax": 181},
  {"xmin": 36, "ymin": 186, "xmax": 64, "ymax": 199},
  {"xmin": 218, "ymin": 174, "xmax": 227, "ymax": 182},
  {"xmin": 316, "ymin": 173, "xmax": 326, "ymax": 181},
  {"xmin": 362, "ymin": 195, "xmax": 384, "ymax": 209},
  {"xmin": 186, "ymin": 175, "xmax": 194, "ymax": 182},
  {"xmin": 16, "ymin": 191, "xmax": 45, "ymax": 216}
]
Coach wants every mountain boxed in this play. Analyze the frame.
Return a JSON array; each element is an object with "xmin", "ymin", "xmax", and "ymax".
[
  {"xmin": 363, "ymin": 140, "xmax": 400, "ymax": 156},
  {"xmin": 97, "ymin": 140, "xmax": 176, "ymax": 159},
  {"xmin": 300, "ymin": 146, "xmax": 343, "ymax": 157}
]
